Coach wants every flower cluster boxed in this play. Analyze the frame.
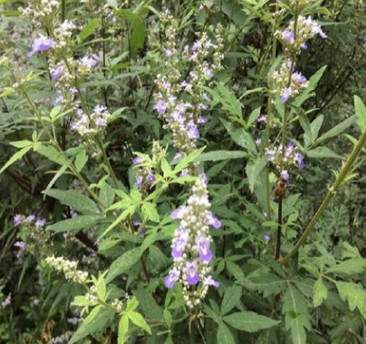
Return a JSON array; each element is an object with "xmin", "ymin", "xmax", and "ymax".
[
  {"xmin": 23, "ymin": 0, "xmax": 59, "ymax": 25},
  {"xmin": 27, "ymin": 34, "xmax": 54, "ymax": 57},
  {"xmin": 153, "ymin": 11, "xmax": 223, "ymax": 153},
  {"xmin": 48, "ymin": 332, "xmax": 73, "ymax": 344},
  {"xmin": 272, "ymin": 59, "xmax": 309, "ymax": 103},
  {"xmin": 276, "ymin": 15, "xmax": 327, "ymax": 54},
  {"xmin": 164, "ymin": 177, "xmax": 220, "ymax": 308},
  {"xmin": 0, "ymin": 293, "xmax": 11, "ymax": 309},
  {"xmin": 45, "ymin": 256, "xmax": 89, "ymax": 284},
  {"xmin": 70, "ymin": 105, "xmax": 111, "ymax": 138},
  {"xmin": 265, "ymin": 141, "xmax": 305, "ymax": 169}
]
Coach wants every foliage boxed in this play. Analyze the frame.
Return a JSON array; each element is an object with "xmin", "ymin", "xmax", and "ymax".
[{"xmin": 1, "ymin": 0, "xmax": 366, "ymax": 343}]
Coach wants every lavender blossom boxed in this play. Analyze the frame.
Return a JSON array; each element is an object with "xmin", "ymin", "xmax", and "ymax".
[{"xmin": 27, "ymin": 35, "xmax": 54, "ymax": 57}]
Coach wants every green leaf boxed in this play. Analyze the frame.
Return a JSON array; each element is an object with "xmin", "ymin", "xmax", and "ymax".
[
  {"xmin": 75, "ymin": 149, "xmax": 88, "ymax": 173},
  {"xmin": 197, "ymin": 150, "xmax": 247, "ymax": 162},
  {"xmin": 282, "ymin": 284, "xmax": 310, "ymax": 344},
  {"xmin": 126, "ymin": 296, "xmax": 139, "ymax": 312},
  {"xmin": 354, "ymin": 95, "xmax": 366, "ymax": 131},
  {"xmin": 220, "ymin": 284, "xmax": 242, "ymax": 316},
  {"xmin": 69, "ymin": 306, "xmax": 115, "ymax": 344},
  {"xmin": 217, "ymin": 322, "xmax": 235, "ymax": 344},
  {"xmin": 79, "ymin": 19, "xmax": 101, "ymax": 41},
  {"xmin": 96, "ymin": 276, "xmax": 107, "ymax": 300},
  {"xmin": 106, "ymin": 247, "xmax": 142, "ymax": 283},
  {"xmin": 43, "ymin": 189, "xmax": 100, "ymax": 215},
  {"xmin": 313, "ymin": 278, "xmax": 328, "ymax": 307},
  {"xmin": 46, "ymin": 215, "xmax": 103, "ymax": 233},
  {"xmin": 221, "ymin": 118, "xmax": 257, "ymax": 154},
  {"xmin": 226, "ymin": 261, "xmax": 245, "ymax": 281},
  {"xmin": 34, "ymin": 145, "xmax": 69, "ymax": 166},
  {"xmin": 118, "ymin": 315, "xmax": 129, "ymax": 344},
  {"xmin": 0, "ymin": 146, "xmax": 32, "ymax": 175},
  {"xmin": 328, "ymin": 258, "xmax": 366, "ymax": 275},
  {"xmin": 127, "ymin": 311, "xmax": 152, "ymax": 334},
  {"xmin": 310, "ymin": 115, "xmax": 324, "ymax": 141},
  {"xmin": 306, "ymin": 147, "xmax": 341, "ymax": 159},
  {"xmin": 316, "ymin": 115, "xmax": 355, "ymax": 144},
  {"xmin": 141, "ymin": 202, "xmax": 160, "ymax": 223},
  {"xmin": 336, "ymin": 281, "xmax": 366, "ymax": 319},
  {"xmin": 174, "ymin": 146, "xmax": 205, "ymax": 171},
  {"xmin": 223, "ymin": 311, "xmax": 280, "ymax": 332},
  {"xmin": 9, "ymin": 140, "xmax": 33, "ymax": 148},
  {"xmin": 293, "ymin": 66, "xmax": 327, "ymax": 107},
  {"xmin": 99, "ymin": 183, "xmax": 115, "ymax": 208},
  {"xmin": 246, "ymin": 155, "xmax": 267, "ymax": 192}
]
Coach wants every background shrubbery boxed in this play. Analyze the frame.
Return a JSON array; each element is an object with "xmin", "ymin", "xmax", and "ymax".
[{"xmin": 1, "ymin": 0, "xmax": 366, "ymax": 343}]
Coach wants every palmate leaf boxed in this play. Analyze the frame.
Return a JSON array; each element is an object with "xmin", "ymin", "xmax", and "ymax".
[
  {"xmin": 335, "ymin": 281, "xmax": 366, "ymax": 319},
  {"xmin": 282, "ymin": 284, "xmax": 310, "ymax": 344},
  {"xmin": 220, "ymin": 284, "xmax": 242, "ymax": 316}
]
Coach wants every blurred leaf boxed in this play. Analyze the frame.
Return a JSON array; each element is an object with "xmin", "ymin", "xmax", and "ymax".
[
  {"xmin": 46, "ymin": 215, "xmax": 103, "ymax": 233},
  {"xmin": 306, "ymin": 147, "xmax": 341, "ymax": 159},
  {"xmin": 197, "ymin": 150, "xmax": 247, "ymax": 162},
  {"xmin": 220, "ymin": 284, "xmax": 242, "ymax": 315},
  {"xmin": 336, "ymin": 281, "xmax": 366, "ymax": 319},
  {"xmin": 246, "ymin": 155, "xmax": 267, "ymax": 192},
  {"xmin": 313, "ymin": 278, "xmax": 328, "ymax": 307},
  {"xmin": 315, "ymin": 115, "xmax": 355, "ymax": 144},
  {"xmin": 0, "ymin": 146, "xmax": 32, "ymax": 175},
  {"xmin": 217, "ymin": 322, "xmax": 235, "ymax": 344},
  {"xmin": 354, "ymin": 95, "xmax": 366, "ymax": 131},
  {"xmin": 79, "ymin": 19, "xmax": 101, "ymax": 41}
]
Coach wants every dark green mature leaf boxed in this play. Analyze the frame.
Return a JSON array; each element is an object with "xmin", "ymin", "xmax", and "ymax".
[
  {"xmin": 315, "ymin": 115, "xmax": 355, "ymax": 144},
  {"xmin": 354, "ymin": 95, "xmax": 366, "ymax": 131},
  {"xmin": 69, "ymin": 306, "xmax": 115, "ymax": 344},
  {"xmin": 282, "ymin": 284, "xmax": 310, "ymax": 344},
  {"xmin": 306, "ymin": 147, "xmax": 341, "ymax": 159},
  {"xmin": 43, "ymin": 189, "xmax": 100, "ymax": 215},
  {"xmin": 106, "ymin": 247, "xmax": 142, "ymax": 283},
  {"xmin": 217, "ymin": 321, "xmax": 235, "ymax": 344},
  {"xmin": 46, "ymin": 215, "xmax": 104, "ymax": 233},
  {"xmin": 220, "ymin": 284, "xmax": 242, "ymax": 315},
  {"xmin": 197, "ymin": 150, "xmax": 247, "ymax": 162},
  {"xmin": 223, "ymin": 311, "xmax": 280, "ymax": 332},
  {"xmin": 34, "ymin": 145, "xmax": 69, "ymax": 166},
  {"xmin": 241, "ymin": 273, "xmax": 284, "ymax": 297},
  {"xmin": 221, "ymin": 118, "xmax": 257, "ymax": 154},
  {"xmin": 0, "ymin": 146, "xmax": 32, "ymax": 175}
]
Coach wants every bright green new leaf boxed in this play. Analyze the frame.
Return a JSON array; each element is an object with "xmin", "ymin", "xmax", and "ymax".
[
  {"xmin": 127, "ymin": 311, "xmax": 152, "ymax": 334},
  {"xmin": 354, "ymin": 95, "xmax": 366, "ymax": 131},
  {"xmin": 69, "ymin": 306, "xmax": 115, "ymax": 344},
  {"xmin": 313, "ymin": 278, "xmax": 328, "ymax": 307},
  {"xmin": 118, "ymin": 315, "xmax": 129, "ymax": 344}
]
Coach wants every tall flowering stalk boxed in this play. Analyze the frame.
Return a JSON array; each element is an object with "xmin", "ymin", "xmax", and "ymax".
[{"xmin": 164, "ymin": 177, "xmax": 221, "ymax": 308}]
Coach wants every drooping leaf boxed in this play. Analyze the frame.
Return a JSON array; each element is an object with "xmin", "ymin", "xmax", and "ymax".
[
  {"xmin": 0, "ymin": 146, "xmax": 32, "ymax": 175},
  {"xmin": 223, "ymin": 311, "xmax": 280, "ymax": 332},
  {"xmin": 127, "ymin": 311, "xmax": 152, "ymax": 334},
  {"xmin": 315, "ymin": 115, "xmax": 355, "ymax": 144},
  {"xmin": 43, "ymin": 189, "xmax": 100, "ymax": 215},
  {"xmin": 306, "ymin": 147, "xmax": 341, "ymax": 159},
  {"xmin": 46, "ymin": 215, "xmax": 104, "ymax": 233}
]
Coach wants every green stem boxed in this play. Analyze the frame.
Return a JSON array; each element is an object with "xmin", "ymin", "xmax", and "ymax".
[
  {"xmin": 279, "ymin": 127, "xmax": 366, "ymax": 265},
  {"xmin": 96, "ymin": 136, "xmax": 119, "ymax": 189}
]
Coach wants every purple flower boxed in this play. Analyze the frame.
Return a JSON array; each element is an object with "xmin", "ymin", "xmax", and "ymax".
[
  {"xmin": 172, "ymin": 229, "xmax": 189, "ymax": 259},
  {"xmin": 199, "ymin": 170, "xmax": 208, "ymax": 185},
  {"xmin": 292, "ymin": 72, "xmax": 307, "ymax": 84},
  {"xmin": 295, "ymin": 152, "xmax": 305, "ymax": 169},
  {"xmin": 80, "ymin": 55, "xmax": 98, "ymax": 68},
  {"xmin": 27, "ymin": 35, "xmax": 54, "ymax": 57},
  {"xmin": 51, "ymin": 66, "xmax": 63, "ymax": 81},
  {"xmin": 133, "ymin": 156, "xmax": 144, "ymax": 165},
  {"xmin": 146, "ymin": 170, "xmax": 155, "ymax": 185},
  {"xmin": 25, "ymin": 214, "xmax": 35, "ymax": 223},
  {"xmin": 257, "ymin": 115, "xmax": 266, "ymax": 123},
  {"xmin": 135, "ymin": 175, "xmax": 143, "ymax": 188},
  {"xmin": 171, "ymin": 206, "xmax": 185, "ymax": 220},
  {"xmin": 280, "ymin": 87, "xmax": 292, "ymax": 103},
  {"xmin": 164, "ymin": 267, "xmax": 180, "ymax": 288},
  {"xmin": 264, "ymin": 233, "xmax": 271, "ymax": 242},
  {"xmin": 35, "ymin": 218, "xmax": 46, "ymax": 228},
  {"xmin": 95, "ymin": 117, "xmax": 106, "ymax": 127},
  {"xmin": 179, "ymin": 169, "xmax": 189, "ymax": 178},
  {"xmin": 165, "ymin": 49, "xmax": 173, "ymax": 57},
  {"xmin": 202, "ymin": 66, "xmax": 213, "ymax": 78},
  {"xmin": 13, "ymin": 214, "xmax": 21, "ymax": 226},
  {"xmin": 206, "ymin": 212, "xmax": 221, "ymax": 229},
  {"xmin": 153, "ymin": 99, "xmax": 168, "ymax": 114},
  {"xmin": 187, "ymin": 121, "xmax": 199, "ymax": 139},
  {"xmin": 280, "ymin": 170, "xmax": 290, "ymax": 186},
  {"xmin": 14, "ymin": 241, "xmax": 26, "ymax": 251},
  {"xmin": 186, "ymin": 261, "xmax": 199, "ymax": 285},
  {"xmin": 195, "ymin": 234, "xmax": 212, "ymax": 263},
  {"xmin": 282, "ymin": 29, "xmax": 295, "ymax": 43},
  {"xmin": 204, "ymin": 275, "xmax": 220, "ymax": 288},
  {"xmin": 171, "ymin": 153, "xmax": 183, "ymax": 164}
]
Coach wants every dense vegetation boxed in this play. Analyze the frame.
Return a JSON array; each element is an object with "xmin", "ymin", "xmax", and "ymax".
[{"xmin": 1, "ymin": 0, "xmax": 366, "ymax": 343}]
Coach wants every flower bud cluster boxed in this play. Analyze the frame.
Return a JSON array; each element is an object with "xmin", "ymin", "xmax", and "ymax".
[
  {"xmin": 46, "ymin": 256, "xmax": 89, "ymax": 284},
  {"xmin": 153, "ymin": 12, "xmax": 223, "ymax": 153},
  {"xmin": 275, "ymin": 15, "xmax": 327, "ymax": 54},
  {"xmin": 164, "ymin": 177, "xmax": 221, "ymax": 308},
  {"xmin": 70, "ymin": 105, "xmax": 111, "ymax": 139},
  {"xmin": 48, "ymin": 331, "xmax": 73, "ymax": 344},
  {"xmin": 111, "ymin": 299, "xmax": 124, "ymax": 313},
  {"xmin": 265, "ymin": 141, "xmax": 305, "ymax": 169},
  {"xmin": 272, "ymin": 59, "xmax": 309, "ymax": 103},
  {"xmin": 23, "ymin": 0, "xmax": 59, "ymax": 26},
  {"xmin": 0, "ymin": 293, "xmax": 11, "ymax": 309}
]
